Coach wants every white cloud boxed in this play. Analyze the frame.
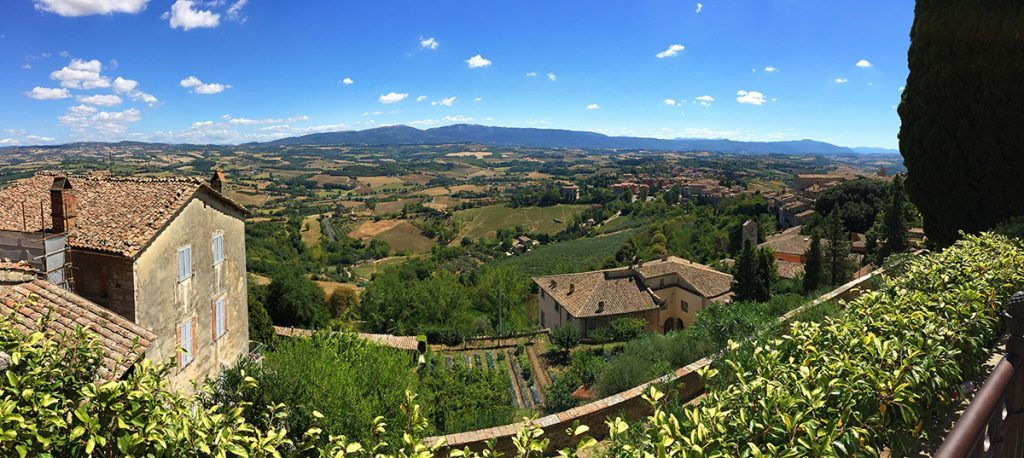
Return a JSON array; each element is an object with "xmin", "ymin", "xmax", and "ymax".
[
  {"xmin": 77, "ymin": 94, "xmax": 122, "ymax": 106},
  {"xmin": 416, "ymin": 95, "xmax": 428, "ymax": 102},
  {"xmin": 111, "ymin": 76, "xmax": 158, "ymax": 106},
  {"xmin": 59, "ymin": 104, "xmax": 141, "ymax": 135},
  {"xmin": 21, "ymin": 64, "xmax": 32, "ymax": 70},
  {"xmin": 167, "ymin": 0, "xmax": 220, "ymax": 30},
  {"xmin": 180, "ymin": 75, "xmax": 230, "ymax": 94},
  {"xmin": 192, "ymin": 120, "xmax": 214, "ymax": 128},
  {"xmin": 695, "ymin": 95, "xmax": 715, "ymax": 107},
  {"xmin": 33, "ymin": 0, "xmax": 148, "ymax": 16},
  {"xmin": 662, "ymin": 98, "xmax": 677, "ymax": 106},
  {"xmin": 695, "ymin": 3, "xmax": 703, "ymax": 13},
  {"xmin": 0, "ymin": 138, "xmax": 18, "ymax": 146},
  {"xmin": 764, "ymin": 65, "xmax": 778, "ymax": 73},
  {"xmin": 50, "ymin": 59, "xmax": 110, "ymax": 89},
  {"xmin": 443, "ymin": 115, "xmax": 473, "ymax": 123},
  {"xmin": 378, "ymin": 92, "xmax": 409, "ymax": 104},
  {"xmin": 226, "ymin": 0, "xmax": 247, "ymax": 22},
  {"xmin": 342, "ymin": 77, "xmax": 354, "ymax": 85},
  {"xmin": 26, "ymin": 87, "xmax": 70, "ymax": 100},
  {"xmin": 586, "ymin": 103, "xmax": 600, "ymax": 110},
  {"xmin": 112, "ymin": 76, "xmax": 137, "ymax": 93},
  {"xmin": 835, "ymin": 77, "xmax": 848, "ymax": 84},
  {"xmin": 899, "ymin": 85, "xmax": 905, "ymax": 92},
  {"xmin": 856, "ymin": 59, "xmax": 872, "ymax": 68},
  {"xmin": 547, "ymin": 72, "xmax": 557, "ymax": 81},
  {"xmin": 432, "ymin": 96, "xmax": 456, "ymax": 107},
  {"xmin": 466, "ymin": 54, "xmax": 492, "ymax": 68},
  {"xmin": 228, "ymin": 115, "xmax": 308, "ymax": 125},
  {"xmin": 473, "ymin": 97, "xmax": 483, "ymax": 102},
  {"xmin": 656, "ymin": 44, "xmax": 685, "ymax": 59},
  {"xmin": 525, "ymin": 72, "xmax": 537, "ymax": 77},
  {"xmin": 735, "ymin": 90, "xmax": 766, "ymax": 105},
  {"xmin": 419, "ymin": 37, "xmax": 439, "ymax": 50}
]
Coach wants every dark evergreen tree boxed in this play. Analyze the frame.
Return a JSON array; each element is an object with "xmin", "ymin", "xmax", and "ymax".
[
  {"xmin": 733, "ymin": 241, "xmax": 757, "ymax": 301},
  {"xmin": 879, "ymin": 175, "xmax": 911, "ymax": 260},
  {"xmin": 899, "ymin": 0, "xmax": 1024, "ymax": 246},
  {"xmin": 753, "ymin": 248, "xmax": 776, "ymax": 302},
  {"xmin": 266, "ymin": 267, "xmax": 330, "ymax": 329},
  {"xmin": 823, "ymin": 209, "xmax": 852, "ymax": 286},
  {"xmin": 803, "ymin": 231, "xmax": 824, "ymax": 293}
]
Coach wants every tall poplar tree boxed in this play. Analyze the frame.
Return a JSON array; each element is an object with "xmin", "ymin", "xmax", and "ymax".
[{"xmin": 823, "ymin": 209, "xmax": 852, "ymax": 287}]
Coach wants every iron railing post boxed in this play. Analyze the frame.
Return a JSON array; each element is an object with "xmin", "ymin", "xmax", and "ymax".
[{"xmin": 1000, "ymin": 292, "xmax": 1024, "ymax": 456}]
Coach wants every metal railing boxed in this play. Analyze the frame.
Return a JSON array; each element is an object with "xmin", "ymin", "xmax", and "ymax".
[{"xmin": 937, "ymin": 292, "xmax": 1024, "ymax": 457}]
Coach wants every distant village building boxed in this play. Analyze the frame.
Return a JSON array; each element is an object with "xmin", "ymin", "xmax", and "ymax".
[
  {"xmin": 534, "ymin": 256, "xmax": 733, "ymax": 335},
  {"xmin": 758, "ymin": 226, "xmax": 811, "ymax": 279},
  {"xmin": 794, "ymin": 173, "xmax": 848, "ymax": 192},
  {"xmin": 741, "ymin": 219, "xmax": 758, "ymax": 247},
  {"xmin": 0, "ymin": 172, "xmax": 250, "ymax": 390}
]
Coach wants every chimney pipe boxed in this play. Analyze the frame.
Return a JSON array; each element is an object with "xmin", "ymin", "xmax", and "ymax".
[
  {"xmin": 210, "ymin": 169, "xmax": 226, "ymax": 194},
  {"xmin": 50, "ymin": 177, "xmax": 76, "ymax": 233}
]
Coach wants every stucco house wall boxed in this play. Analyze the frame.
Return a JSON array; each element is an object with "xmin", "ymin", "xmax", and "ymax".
[{"xmin": 133, "ymin": 193, "xmax": 249, "ymax": 390}]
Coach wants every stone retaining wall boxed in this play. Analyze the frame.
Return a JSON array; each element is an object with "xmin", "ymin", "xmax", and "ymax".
[{"xmin": 426, "ymin": 268, "xmax": 884, "ymax": 456}]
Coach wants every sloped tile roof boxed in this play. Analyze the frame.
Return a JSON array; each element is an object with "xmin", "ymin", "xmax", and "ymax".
[
  {"xmin": 534, "ymin": 257, "xmax": 733, "ymax": 318},
  {"xmin": 759, "ymin": 229, "xmax": 813, "ymax": 256},
  {"xmin": 0, "ymin": 260, "xmax": 40, "ymax": 284},
  {"xmin": 0, "ymin": 279, "xmax": 155, "ymax": 380},
  {"xmin": 0, "ymin": 172, "xmax": 246, "ymax": 258},
  {"xmin": 636, "ymin": 256, "xmax": 734, "ymax": 299}
]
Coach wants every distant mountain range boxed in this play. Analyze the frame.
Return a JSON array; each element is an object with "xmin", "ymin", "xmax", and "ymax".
[
  {"xmin": 258, "ymin": 124, "xmax": 899, "ymax": 155},
  {"xmin": 0, "ymin": 124, "xmax": 900, "ymax": 156}
]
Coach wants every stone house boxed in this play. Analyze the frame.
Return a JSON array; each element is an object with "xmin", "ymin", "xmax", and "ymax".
[
  {"xmin": 0, "ymin": 171, "xmax": 249, "ymax": 390},
  {"xmin": 534, "ymin": 256, "xmax": 733, "ymax": 336}
]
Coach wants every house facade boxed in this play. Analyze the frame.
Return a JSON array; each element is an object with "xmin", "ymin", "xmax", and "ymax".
[
  {"xmin": 534, "ymin": 256, "xmax": 733, "ymax": 336},
  {"xmin": 0, "ymin": 171, "xmax": 249, "ymax": 390}
]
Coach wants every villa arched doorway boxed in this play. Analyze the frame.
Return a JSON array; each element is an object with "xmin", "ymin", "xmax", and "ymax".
[{"xmin": 663, "ymin": 317, "xmax": 684, "ymax": 333}]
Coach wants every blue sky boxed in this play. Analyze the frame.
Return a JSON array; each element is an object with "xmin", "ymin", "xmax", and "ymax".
[{"xmin": 1, "ymin": 0, "xmax": 913, "ymax": 148}]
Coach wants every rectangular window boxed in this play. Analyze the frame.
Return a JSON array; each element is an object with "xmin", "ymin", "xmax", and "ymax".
[
  {"xmin": 214, "ymin": 296, "xmax": 226, "ymax": 339},
  {"xmin": 681, "ymin": 301, "xmax": 689, "ymax": 312},
  {"xmin": 177, "ymin": 245, "xmax": 192, "ymax": 282},
  {"xmin": 178, "ymin": 320, "xmax": 193, "ymax": 368},
  {"xmin": 212, "ymin": 233, "xmax": 224, "ymax": 265}
]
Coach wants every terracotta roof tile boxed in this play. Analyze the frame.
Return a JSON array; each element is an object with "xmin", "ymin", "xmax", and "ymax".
[
  {"xmin": 534, "ymin": 257, "xmax": 733, "ymax": 318},
  {"xmin": 0, "ymin": 172, "xmax": 246, "ymax": 258},
  {"xmin": 0, "ymin": 279, "xmax": 155, "ymax": 380}
]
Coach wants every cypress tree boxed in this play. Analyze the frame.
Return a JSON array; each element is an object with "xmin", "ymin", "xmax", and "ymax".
[
  {"xmin": 733, "ymin": 240, "xmax": 756, "ymax": 301},
  {"xmin": 879, "ymin": 175, "xmax": 910, "ymax": 260},
  {"xmin": 899, "ymin": 0, "xmax": 1024, "ymax": 246},
  {"xmin": 754, "ymin": 248, "xmax": 776, "ymax": 302},
  {"xmin": 823, "ymin": 209, "xmax": 852, "ymax": 287},
  {"xmin": 803, "ymin": 231, "xmax": 823, "ymax": 294}
]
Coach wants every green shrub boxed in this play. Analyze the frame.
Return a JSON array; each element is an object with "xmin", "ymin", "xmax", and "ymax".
[
  {"xmin": 207, "ymin": 332, "xmax": 414, "ymax": 447},
  {"xmin": 550, "ymin": 324, "xmax": 581, "ymax": 355},
  {"xmin": 418, "ymin": 361, "xmax": 515, "ymax": 434}
]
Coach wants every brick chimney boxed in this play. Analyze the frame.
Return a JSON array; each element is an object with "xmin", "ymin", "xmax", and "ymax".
[
  {"xmin": 210, "ymin": 169, "xmax": 225, "ymax": 194},
  {"xmin": 50, "ymin": 177, "xmax": 76, "ymax": 233}
]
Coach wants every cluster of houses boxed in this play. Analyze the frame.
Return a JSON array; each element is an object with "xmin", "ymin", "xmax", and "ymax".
[{"xmin": 0, "ymin": 171, "xmax": 249, "ymax": 389}]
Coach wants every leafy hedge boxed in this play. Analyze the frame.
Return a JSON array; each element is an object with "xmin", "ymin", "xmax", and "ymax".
[{"xmin": 619, "ymin": 233, "xmax": 1024, "ymax": 455}]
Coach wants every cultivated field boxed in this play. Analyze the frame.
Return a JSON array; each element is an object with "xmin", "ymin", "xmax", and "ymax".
[
  {"xmin": 453, "ymin": 204, "xmax": 589, "ymax": 241},
  {"xmin": 349, "ymin": 219, "xmax": 435, "ymax": 254},
  {"xmin": 300, "ymin": 215, "xmax": 322, "ymax": 246}
]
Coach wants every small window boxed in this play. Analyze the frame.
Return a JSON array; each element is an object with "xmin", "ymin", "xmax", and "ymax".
[
  {"xmin": 178, "ymin": 320, "xmax": 193, "ymax": 368},
  {"xmin": 681, "ymin": 301, "xmax": 689, "ymax": 312},
  {"xmin": 214, "ymin": 296, "xmax": 227, "ymax": 339},
  {"xmin": 212, "ymin": 233, "xmax": 225, "ymax": 265},
  {"xmin": 177, "ymin": 245, "xmax": 192, "ymax": 282}
]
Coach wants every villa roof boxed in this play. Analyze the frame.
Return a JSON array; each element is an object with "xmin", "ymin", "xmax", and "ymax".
[
  {"xmin": 0, "ymin": 279, "xmax": 156, "ymax": 380},
  {"xmin": 760, "ymin": 227, "xmax": 813, "ymax": 256},
  {"xmin": 0, "ymin": 172, "xmax": 246, "ymax": 258},
  {"xmin": 534, "ymin": 257, "xmax": 733, "ymax": 319},
  {"xmin": 636, "ymin": 256, "xmax": 733, "ymax": 299}
]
